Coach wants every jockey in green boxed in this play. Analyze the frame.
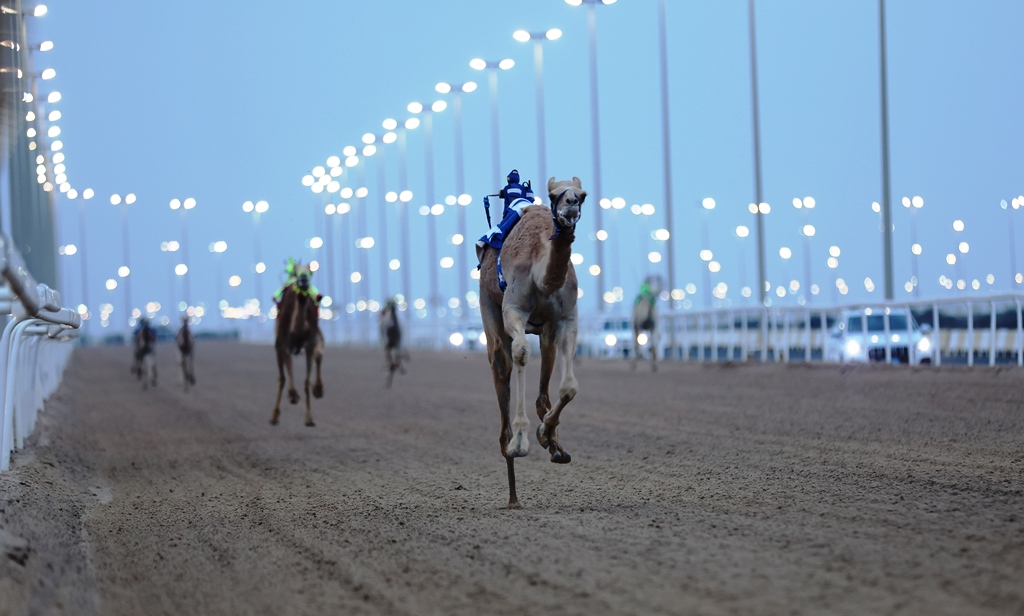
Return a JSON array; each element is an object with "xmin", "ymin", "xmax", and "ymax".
[
  {"xmin": 273, "ymin": 257, "xmax": 322, "ymax": 307},
  {"xmin": 635, "ymin": 278, "xmax": 657, "ymax": 305}
]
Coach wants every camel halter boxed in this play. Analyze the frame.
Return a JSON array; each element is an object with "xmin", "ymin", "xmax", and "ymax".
[{"xmin": 549, "ymin": 188, "xmax": 578, "ymax": 240}]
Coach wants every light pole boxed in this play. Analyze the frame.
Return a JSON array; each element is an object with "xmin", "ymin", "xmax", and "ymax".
[
  {"xmin": 901, "ymin": 195, "xmax": 923, "ymax": 296},
  {"xmin": 655, "ymin": 0, "xmax": 677, "ymax": 310},
  {"xmin": 369, "ymin": 125, "xmax": 400, "ymax": 301},
  {"xmin": 735, "ymin": 225, "xmax": 750, "ymax": 303},
  {"xmin": 747, "ymin": 200, "xmax": 771, "ymax": 303},
  {"xmin": 242, "ymin": 199, "xmax": 269, "ymax": 320},
  {"xmin": 793, "ymin": 196, "xmax": 816, "ymax": 303},
  {"xmin": 512, "ymin": 28, "xmax": 562, "ymax": 190},
  {"xmin": 1002, "ymin": 197, "xmax": 1023, "ymax": 290},
  {"xmin": 169, "ymin": 197, "xmax": 196, "ymax": 311},
  {"xmin": 470, "ymin": 56, "xmax": 516, "ymax": 190},
  {"xmin": 160, "ymin": 240, "xmax": 180, "ymax": 318},
  {"xmin": 827, "ymin": 245, "xmax": 841, "ymax": 303},
  {"xmin": 746, "ymin": 0, "xmax": 768, "ymax": 307},
  {"xmin": 953, "ymin": 219, "xmax": 967, "ymax": 292},
  {"xmin": 566, "ymin": 0, "xmax": 615, "ymax": 312},
  {"xmin": 395, "ymin": 109, "xmax": 419, "ymax": 331},
  {"xmin": 700, "ymin": 198, "xmax": 715, "ymax": 308},
  {"xmin": 208, "ymin": 240, "xmax": 227, "ymax": 327},
  {"xmin": 111, "ymin": 192, "xmax": 136, "ymax": 331},
  {"xmin": 779, "ymin": 246, "xmax": 794, "ymax": 302},
  {"xmin": 435, "ymin": 80, "xmax": 477, "ymax": 325},
  {"xmin": 878, "ymin": 0, "xmax": 895, "ymax": 300},
  {"xmin": 411, "ymin": 99, "xmax": 447, "ymax": 340},
  {"xmin": 71, "ymin": 187, "xmax": 93, "ymax": 331}
]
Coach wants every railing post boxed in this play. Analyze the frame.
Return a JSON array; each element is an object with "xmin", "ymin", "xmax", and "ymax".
[
  {"xmin": 933, "ymin": 302, "xmax": 941, "ymax": 366},
  {"xmin": 967, "ymin": 300, "xmax": 974, "ymax": 367},
  {"xmin": 1017, "ymin": 298, "xmax": 1022, "ymax": 367},
  {"xmin": 883, "ymin": 307, "xmax": 892, "ymax": 364},
  {"xmin": 990, "ymin": 299, "xmax": 997, "ymax": 367}
]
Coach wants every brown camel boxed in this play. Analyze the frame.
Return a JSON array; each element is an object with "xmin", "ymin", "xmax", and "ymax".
[
  {"xmin": 270, "ymin": 262, "xmax": 324, "ymax": 427},
  {"xmin": 478, "ymin": 176, "xmax": 585, "ymax": 508},
  {"xmin": 631, "ymin": 274, "xmax": 663, "ymax": 372},
  {"xmin": 378, "ymin": 297, "xmax": 407, "ymax": 388}
]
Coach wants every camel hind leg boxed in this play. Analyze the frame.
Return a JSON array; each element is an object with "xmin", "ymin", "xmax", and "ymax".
[
  {"xmin": 482, "ymin": 293, "xmax": 519, "ymax": 506},
  {"xmin": 488, "ymin": 328, "xmax": 519, "ymax": 508},
  {"xmin": 538, "ymin": 320, "xmax": 578, "ymax": 464},
  {"xmin": 503, "ymin": 307, "xmax": 531, "ymax": 459}
]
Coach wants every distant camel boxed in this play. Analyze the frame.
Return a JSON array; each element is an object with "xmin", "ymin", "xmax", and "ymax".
[
  {"xmin": 175, "ymin": 316, "xmax": 196, "ymax": 391},
  {"xmin": 132, "ymin": 320, "xmax": 157, "ymax": 390},
  {"xmin": 270, "ymin": 262, "xmax": 324, "ymax": 427},
  {"xmin": 379, "ymin": 297, "xmax": 407, "ymax": 388},
  {"xmin": 631, "ymin": 274, "xmax": 663, "ymax": 372},
  {"xmin": 478, "ymin": 176, "xmax": 585, "ymax": 508}
]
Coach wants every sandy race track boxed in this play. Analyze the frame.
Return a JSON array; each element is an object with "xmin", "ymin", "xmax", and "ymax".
[{"xmin": 1, "ymin": 341, "xmax": 1022, "ymax": 615}]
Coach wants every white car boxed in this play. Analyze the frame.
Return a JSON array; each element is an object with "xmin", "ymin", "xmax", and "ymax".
[
  {"xmin": 579, "ymin": 316, "xmax": 637, "ymax": 359},
  {"xmin": 826, "ymin": 307, "xmax": 934, "ymax": 365}
]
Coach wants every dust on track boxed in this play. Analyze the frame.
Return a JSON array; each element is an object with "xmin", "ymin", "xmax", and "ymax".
[{"xmin": 2, "ymin": 341, "xmax": 1022, "ymax": 615}]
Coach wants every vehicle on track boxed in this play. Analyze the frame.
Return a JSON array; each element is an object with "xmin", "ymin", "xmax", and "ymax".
[{"xmin": 825, "ymin": 307, "xmax": 934, "ymax": 365}]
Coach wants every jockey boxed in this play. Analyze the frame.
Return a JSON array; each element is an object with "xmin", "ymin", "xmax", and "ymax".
[
  {"xmin": 476, "ymin": 169, "xmax": 536, "ymax": 252},
  {"xmin": 273, "ymin": 257, "xmax": 322, "ymax": 308},
  {"xmin": 635, "ymin": 279, "xmax": 657, "ymax": 305}
]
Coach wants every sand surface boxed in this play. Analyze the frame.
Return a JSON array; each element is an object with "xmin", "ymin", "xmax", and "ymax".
[{"xmin": 1, "ymin": 341, "xmax": 1022, "ymax": 615}]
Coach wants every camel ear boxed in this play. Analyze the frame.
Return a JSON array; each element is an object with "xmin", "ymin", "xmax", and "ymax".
[
  {"xmin": 572, "ymin": 176, "xmax": 581, "ymax": 188},
  {"xmin": 547, "ymin": 176, "xmax": 557, "ymax": 193}
]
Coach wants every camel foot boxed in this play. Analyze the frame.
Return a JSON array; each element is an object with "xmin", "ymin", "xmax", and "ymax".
[
  {"xmin": 504, "ymin": 425, "xmax": 530, "ymax": 458},
  {"xmin": 270, "ymin": 411, "xmax": 280, "ymax": 426},
  {"xmin": 551, "ymin": 450, "xmax": 572, "ymax": 464},
  {"xmin": 312, "ymin": 383, "xmax": 323, "ymax": 398},
  {"xmin": 536, "ymin": 423, "xmax": 551, "ymax": 449},
  {"xmin": 507, "ymin": 500, "xmax": 522, "ymax": 509},
  {"xmin": 305, "ymin": 420, "xmax": 316, "ymax": 427},
  {"xmin": 288, "ymin": 390, "xmax": 300, "ymax": 404}
]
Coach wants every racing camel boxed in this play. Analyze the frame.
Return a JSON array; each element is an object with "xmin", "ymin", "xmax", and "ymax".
[
  {"xmin": 270, "ymin": 261, "xmax": 324, "ymax": 427},
  {"xmin": 378, "ymin": 297, "xmax": 406, "ymax": 388},
  {"xmin": 631, "ymin": 274, "xmax": 663, "ymax": 372},
  {"xmin": 175, "ymin": 315, "xmax": 196, "ymax": 391},
  {"xmin": 478, "ymin": 176, "xmax": 584, "ymax": 508}
]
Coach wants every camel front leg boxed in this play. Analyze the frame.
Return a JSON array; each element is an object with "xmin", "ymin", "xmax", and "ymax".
[
  {"xmin": 650, "ymin": 326, "xmax": 659, "ymax": 373},
  {"xmin": 312, "ymin": 337, "xmax": 324, "ymax": 399},
  {"xmin": 271, "ymin": 351, "xmax": 288, "ymax": 425},
  {"xmin": 535, "ymin": 328, "xmax": 555, "ymax": 421},
  {"xmin": 503, "ymin": 307, "xmax": 531, "ymax": 459},
  {"xmin": 285, "ymin": 352, "xmax": 300, "ymax": 405},
  {"xmin": 539, "ymin": 322, "xmax": 578, "ymax": 464},
  {"xmin": 303, "ymin": 348, "xmax": 316, "ymax": 427},
  {"xmin": 631, "ymin": 326, "xmax": 640, "ymax": 371}
]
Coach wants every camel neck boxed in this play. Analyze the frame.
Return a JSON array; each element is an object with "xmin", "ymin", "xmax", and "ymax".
[{"xmin": 541, "ymin": 226, "xmax": 575, "ymax": 293}]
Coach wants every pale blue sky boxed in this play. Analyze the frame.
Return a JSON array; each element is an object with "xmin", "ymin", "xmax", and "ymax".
[{"xmin": 30, "ymin": 0, "xmax": 1024, "ymax": 329}]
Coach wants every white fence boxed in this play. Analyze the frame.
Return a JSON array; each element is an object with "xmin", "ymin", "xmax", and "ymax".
[
  {"xmin": 654, "ymin": 294, "xmax": 1024, "ymax": 366},
  {"xmin": 0, "ymin": 234, "xmax": 81, "ymax": 471}
]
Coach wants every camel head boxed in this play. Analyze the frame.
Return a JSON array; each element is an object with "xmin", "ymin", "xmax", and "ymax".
[
  {"xmin": 547, "ymin": 176, "xmax": 585, "ymax": 230},
  {"xmin": 293, "ymin": 261, "xmax": 313, "ymax": 292}
]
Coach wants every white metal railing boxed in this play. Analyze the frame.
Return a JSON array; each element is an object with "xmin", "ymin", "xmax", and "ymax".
[
  {"xmin": 0, "ymin": 234, "xmax": 81, "ymax": 471},
  {"xmin": 588, "ymin": 294, "xmax": 1024, "ymax": 366}
]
